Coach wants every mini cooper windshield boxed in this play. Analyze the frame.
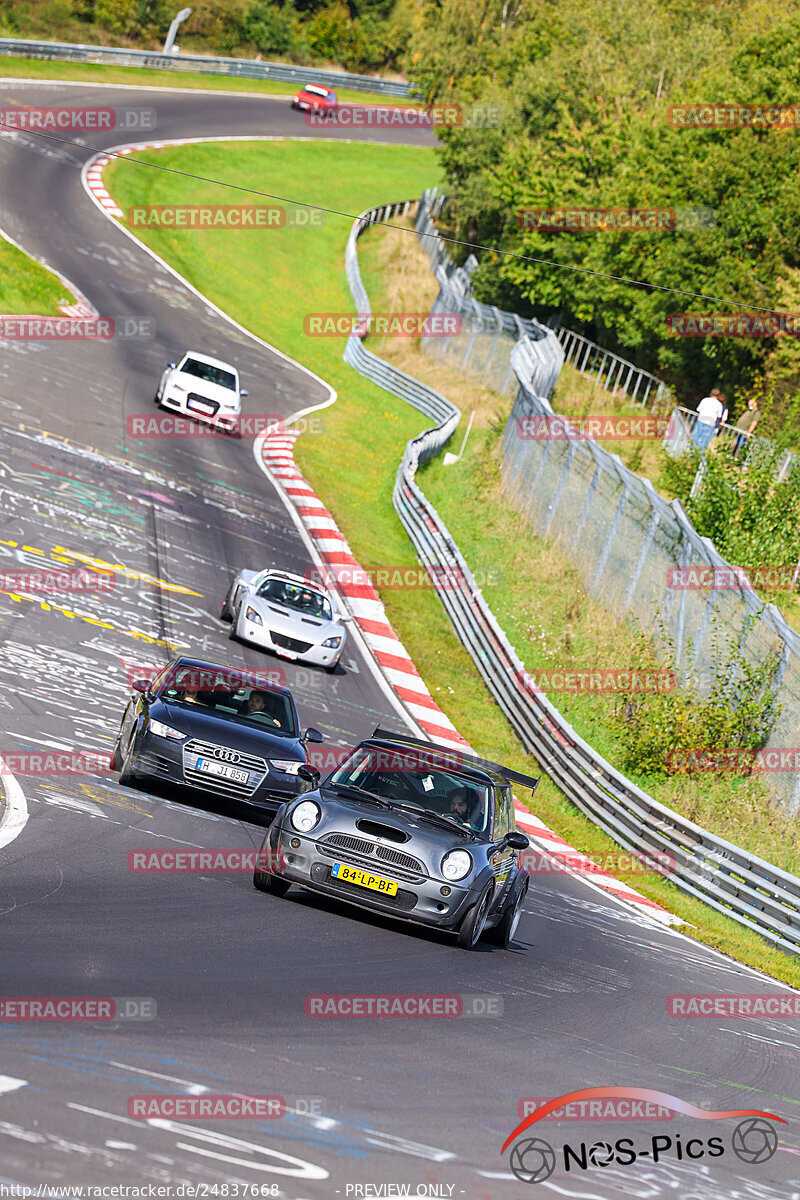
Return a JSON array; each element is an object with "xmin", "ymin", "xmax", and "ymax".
[
  {"xmin": 256, "ymin": 577, "xmax": 333, "ymax": 621},
  {"xmin": 328, "ymin": 746, "xmax": 490, "ymax": 834}
]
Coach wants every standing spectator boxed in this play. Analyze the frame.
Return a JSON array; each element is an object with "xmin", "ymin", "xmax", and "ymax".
[
  {"xmin": 732, "ymin": 397, "xmax": 760, "ymax": 456},
  {"xmin": 711, "ymin": 388, "xmax": 729, "ymax": 431},
  {"xmin": 691, "ymin": 391, "xmax": 724, "ymax": 450}
]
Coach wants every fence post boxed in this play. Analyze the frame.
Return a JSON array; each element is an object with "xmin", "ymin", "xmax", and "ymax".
[
  {"xmin": 591, "ymin": 460, "xmax": 631, "ymax": 589},
  {"xmin": 542, "ymin": 441, "xmax": 577, "ymax": 534}
]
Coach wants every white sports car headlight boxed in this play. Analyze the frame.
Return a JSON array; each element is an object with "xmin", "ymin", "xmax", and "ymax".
[
  {"xmin": 272, "ymin": 759, "xmax": 303, "ymax": 775},
  {"xmin": 245, "ymin": 606, "xmax": 263, "ymax": 625},
  {"xmin": 149, "ymin": 719, "xmax": 185, "ymax": 741},
  {"xmin": 322, "ymin": 636, "xmax": 341, "ymax": 648},
  {"xmin": 441, "ymin": 849, "xmax": 473, "ymax": 881},
  {"xmin": 290, "ymin": 800, "xmax": 321, "ymax": 833}
]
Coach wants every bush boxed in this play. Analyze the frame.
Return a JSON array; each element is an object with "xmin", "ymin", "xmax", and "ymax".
[{"xmin": 614, "ymin": 619, "xmax": 781, "ymax": 779}]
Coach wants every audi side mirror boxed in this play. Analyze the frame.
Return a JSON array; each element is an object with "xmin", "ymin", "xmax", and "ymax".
[
  {"xmin": 167, "ymin": 361, "xmax": 176, "ymax": 369},
  {"xmin": 302, "ymin": 727, "xmax": 324, "ymax": 745},
  {"xmin": 240, "ymin": 388, "xmax": 249, "ymax": 397}
]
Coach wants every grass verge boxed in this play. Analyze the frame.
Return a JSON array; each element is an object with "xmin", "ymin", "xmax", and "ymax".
[
  {"xmin": 0, "ymin": 56, "xmax": 414, "ymax": 106},
  {"xmin": 104, "ymin": 138, "xmax": 800, "ymax": 986},
  {"xmin": 0, "ymin": 232, "xmax": 74, "ymax": 313}
]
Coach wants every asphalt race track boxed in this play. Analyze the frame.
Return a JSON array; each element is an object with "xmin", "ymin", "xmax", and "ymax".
[{"xmin": 0, "ymin": 78, "xmax": 798, "ymax": 1199}]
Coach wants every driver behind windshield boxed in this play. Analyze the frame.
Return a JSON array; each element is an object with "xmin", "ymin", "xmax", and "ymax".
[{"xmin": 447, "ymin": 785, "xmax": 484, "ymax": 831}]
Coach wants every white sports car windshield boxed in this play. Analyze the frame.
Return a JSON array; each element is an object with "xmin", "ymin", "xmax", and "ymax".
[
  {"xmin": 330, "ymin": 747, "xmax": 490, "ymax": 833},
  {"xmin": 179, "ymin": 358, "xmax": 237, "ymax": 390},
  {"xmin": 256, "ymin": 578, "xmax": 333, "ymax": 621}
]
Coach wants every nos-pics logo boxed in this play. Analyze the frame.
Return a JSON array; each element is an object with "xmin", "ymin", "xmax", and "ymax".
[{"xmin": 502, "ymin": 1087, "xmax": 782, "ymax": 1184}]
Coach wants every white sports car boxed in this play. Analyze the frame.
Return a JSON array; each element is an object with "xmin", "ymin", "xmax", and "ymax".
[
  {"xmin": 221, "ymin": 569, "xmax": 350, "ymax": 673},
  {"xmin": 155, "ymin": 351, "xmax": 248, "ymax": 433}
]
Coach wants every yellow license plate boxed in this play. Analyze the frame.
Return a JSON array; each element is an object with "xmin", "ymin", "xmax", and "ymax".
[{"xmin": 331, "ymin": 861, "xmax": 398, "ymax": 896}]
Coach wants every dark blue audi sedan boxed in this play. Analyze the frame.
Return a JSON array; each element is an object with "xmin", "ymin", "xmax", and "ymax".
[{"xmin": 111, "ymin": 656, "xmax": 322, "ymax": 812}]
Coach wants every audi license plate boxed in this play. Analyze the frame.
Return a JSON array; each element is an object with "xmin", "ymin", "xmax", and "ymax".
[
  {"xmin": 330, "ymin": 861, "xmax": 398, "ymax": 896},
  {"xmin": 195, "ymin": 757, "xmax": 248, "ymax": 784},
  {"xmin": 188, "ymin": 398, "xmax": 214, "ymax": 413}
]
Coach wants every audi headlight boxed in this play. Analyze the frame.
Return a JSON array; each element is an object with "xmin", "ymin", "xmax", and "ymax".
[
  {"xmin": 272, "ymin": 759, "xmax": 303, "ymax": 775},
  {"xmin": 290, "ymin": 800, "xmax": 321, "ymax": 833},
  {"xmin": 322, "ymin": 636, "xmax": 341, "ymax": 648},
  {"xmin": 441, "ymin": 849, "xmax": 473, "ymax": 881},
  {"xmin": 149, "ymin": 719, "xmax": 185, "ymax": 741},
  {"xmin": 245, "ymin": 606, "xmax": 263, "ymax": 625}
]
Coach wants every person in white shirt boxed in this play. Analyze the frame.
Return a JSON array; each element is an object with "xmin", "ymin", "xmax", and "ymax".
[{"xmin": 692, "ymin": 392, "xmax": 724, "ymax": 450}]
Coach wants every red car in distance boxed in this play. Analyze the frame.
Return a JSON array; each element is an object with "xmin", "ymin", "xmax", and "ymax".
[{"xmin": 291, "ymin": 83, "xmax": 339, "ymax": 118}]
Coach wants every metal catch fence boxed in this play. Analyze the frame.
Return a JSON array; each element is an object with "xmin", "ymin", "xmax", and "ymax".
[{"xmin": 339, "ymin": 195, "xmax": 800, "ymax": 955}]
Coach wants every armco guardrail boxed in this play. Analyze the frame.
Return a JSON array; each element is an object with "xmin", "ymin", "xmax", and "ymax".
[
  {"xmin": 0, "ymin": 37, "xmax": 411, "ymax": 97},
  {"xmin": 341, "ymin": 194, "xmax": 800, "ymax": 955},
  {"xmin": 415, "ymin": 188, "xmax": 564, "ymax": 399}
]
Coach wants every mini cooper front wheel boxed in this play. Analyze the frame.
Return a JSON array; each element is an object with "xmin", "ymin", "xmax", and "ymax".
[
  {"xmin": 456, "ymin": 884, "xmax": 493, "ymax": 950},
  {"xmin": 253, "ymin": 866, "xmax": 291, "ymax": 897},
  {"xmin": 486, "ymin": 875, "xmax": 528, "ymax": 948}
]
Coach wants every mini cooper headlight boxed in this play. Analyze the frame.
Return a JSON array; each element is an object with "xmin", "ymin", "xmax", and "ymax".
[
  {"xmin": 441, "ymin": 849, "xmax": 473, "ymax": 881},
  {"xmin": 290, "ymin": 800, "xmax": 321, "ymax": 833},
  {"xmin": 149, "ymin": 719, "xmax": 185, "ymax": 741},
  {"xmin": 322, "ymin": 636, "xmax": 341, "ymax": 648},
  {"xmin": 245, "ymin": 606, "xmax": 263, "ymax": 625}
]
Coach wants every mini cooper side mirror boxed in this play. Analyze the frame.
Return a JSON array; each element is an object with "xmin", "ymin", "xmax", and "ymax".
[
  {"xmin": 505, "ymin": 830, "xmax": 530, "ymax": 851},
  {"xmin": 301, "ymin": 727, "xmax": 324, "ymax": 745},
  {"xmin": 298, "ymin": 765, "xmax": 320, "ymax": 786},
  {"xmin": 131, "ymin": 678, "xmax": 153, "ymax": 695}
]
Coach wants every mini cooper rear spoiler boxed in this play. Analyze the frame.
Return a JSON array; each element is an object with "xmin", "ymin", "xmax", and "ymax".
[{"xmin": 370, "ymin": 727, "xmax": 540, "ymax": 793}]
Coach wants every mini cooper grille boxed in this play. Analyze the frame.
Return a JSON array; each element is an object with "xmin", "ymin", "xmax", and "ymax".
[
  {"xmin": 319, "ymin": 833, "xmax": 426, "ymax": 877},
  {"xmin": 270, "ymin": 630, "xmax": 313, "ymax": 655},
  {"xmin": 311, "ymin": 863, "xmax": 417, "ymax": 910},
  {"xmin": 182, "ymin": 739, "xmax": 267, "ymax": 799}
]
